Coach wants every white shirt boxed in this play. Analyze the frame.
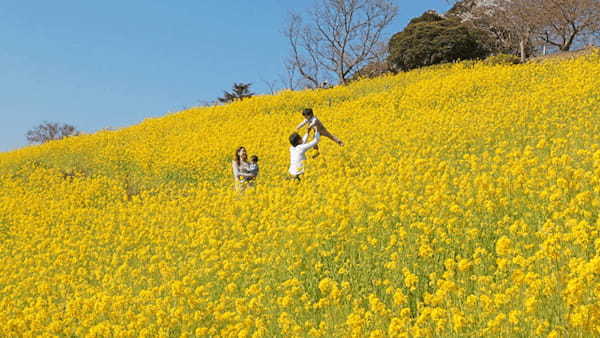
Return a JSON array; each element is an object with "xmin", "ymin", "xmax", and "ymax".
[{"xmin": 289, "ymin": 130, "xmax": 320, "ymax": 176}]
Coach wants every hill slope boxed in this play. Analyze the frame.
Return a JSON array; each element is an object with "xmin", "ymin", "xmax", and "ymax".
[{"xmin": 1, "ymin": 53, "xmax": 600, "ymax": 336}]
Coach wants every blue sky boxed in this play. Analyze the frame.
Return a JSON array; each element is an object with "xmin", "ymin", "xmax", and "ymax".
[{"xmin": 0, "ymin": 0, "xmax": 450, "ymax": 152}]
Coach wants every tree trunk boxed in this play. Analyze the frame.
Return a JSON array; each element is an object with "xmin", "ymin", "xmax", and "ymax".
[
  {"xmin": 337, "ymin": 66, "xmax": 346, "ymax": 85},
  {"xmin": 560, "ymin": 33, "xmax": 576, "ymax": 51},
  {"xmin": 519, "ymin": 38, "xmax": 526, "ymax": 63}
]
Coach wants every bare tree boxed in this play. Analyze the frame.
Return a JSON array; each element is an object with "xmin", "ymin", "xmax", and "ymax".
[
  {"xmin": 448, "ymin": 0, "xmax": 521, "ymax": 54},
  {"xmin": 260, "ymin": 75, "xmax": 280, "ymax": 94},
  {"xmin": 452, "ymin": 0, "xmax": 543, "ymax": 60},
  {"xmin": 284, "ymin": 0, "xmax": 398, "ymax": 86},
  {"xmin": 197, "ymin": 100, "xmax": 217, "ymax": 107},
  {"xmin": 280, "ymin": 60, "xmax": 300, "ymax": 90},
  {"xmin": 284, "ymin": 13, "xmax": 326, "ymax": 88},
  {"xmin": 495, "ymin": 0, "xmax": 542, "ymax": 61},
  {"xmin": 536, "ymin": 0, "xmax": 600, "ymax": 51},
  {"xmin": 26, "ymin": 122, "xmax": 80, "ymax": 144},
  {"xmin": 449, "ymin": 0, "xmax": 600, "ymax": 58}
]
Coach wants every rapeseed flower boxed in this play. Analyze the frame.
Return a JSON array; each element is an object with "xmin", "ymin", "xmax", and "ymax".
[{"xmin": 0, "ymin": 51, "xmax": 599, "ymax": 336}]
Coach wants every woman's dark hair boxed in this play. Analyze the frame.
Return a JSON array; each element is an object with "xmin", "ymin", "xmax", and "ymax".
[
  {"xmin": 234, "ymin": 146, "xmax": 246, "ymax": 165},
  {"xmin": 289, "ymin": 133, "xmax": 302, "ymax": 146}
]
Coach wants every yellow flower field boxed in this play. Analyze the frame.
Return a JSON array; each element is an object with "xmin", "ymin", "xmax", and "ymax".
[{"xmin": 1, "ymin": 51, "xmax": 600, "ymax": 337}]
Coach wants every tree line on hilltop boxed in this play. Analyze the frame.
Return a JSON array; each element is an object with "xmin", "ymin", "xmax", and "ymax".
[
  {"xmin": 27, "ymin": 0, "xmax": 600, "ymax": 144},
  {"xmin": 218, "ymin": 0, "xmax": 599, "ymax": 104}
]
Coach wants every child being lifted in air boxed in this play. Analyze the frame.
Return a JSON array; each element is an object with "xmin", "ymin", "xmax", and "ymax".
[{"xmin": 295, "ymin": 108, "xmax": 344, "ymax": 158}]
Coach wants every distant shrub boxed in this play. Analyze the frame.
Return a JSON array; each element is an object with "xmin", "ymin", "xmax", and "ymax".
[
  {"xmin": 388, "ymin": 11, "xmax": 491, "ymax": 72},
  {"xmin": 350, "ymin": 60, "xmax": 391, "ymax": 82},
  {"xmin": 217, "ymin": 83, "xmax": 254, "ymax": 104},
  {"xmin": 26, "ymin": 122, "xmax": 80, "ymax": 144},
  {"xmin": 483, "ymin": 54, "xmax": 521, "ymax": 66}
]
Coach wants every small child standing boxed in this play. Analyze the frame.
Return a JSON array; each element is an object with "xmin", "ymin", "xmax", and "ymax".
[{"xmin": 296, "ymin": 108, "xmax": 343, "ymax": 157}]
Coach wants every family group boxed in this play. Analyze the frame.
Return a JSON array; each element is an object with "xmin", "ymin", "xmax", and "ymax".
[{"xmin": 231, "ymin": 108, "xmax": 343, "ymax": 188}]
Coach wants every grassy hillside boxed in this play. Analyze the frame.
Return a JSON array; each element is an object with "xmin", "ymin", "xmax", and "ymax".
[{"xmin": 1, "ymin": 52, "xmax": 600, "ymax": 337}]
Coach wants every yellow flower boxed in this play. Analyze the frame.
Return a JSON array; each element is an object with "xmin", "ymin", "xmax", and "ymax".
[
  {"xmin": 1, "ymin": 50, "xmax": 599, "ymax": 337},
  {"xmin": 457, "ymin": 259, "xmax": 471, "ymax": 272},
  {"xmin": 393, "ymin": 289, "xmax": 407, "ymax": 307},
  {"xmin": 496, "ymin": 236, "xmax": 512, "ymax": 256}
]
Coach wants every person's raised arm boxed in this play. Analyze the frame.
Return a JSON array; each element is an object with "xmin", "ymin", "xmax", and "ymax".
[
  {"xmin": 296, "ymin": 119, "xmax": 308, "ymax": 130},
  {"xmin": 302, "ymin": 132, "xmax": 310, "ymax": 143},
  {"xmin": 298, "ymin": 129, "xmax": 320, "ymax": 151}
]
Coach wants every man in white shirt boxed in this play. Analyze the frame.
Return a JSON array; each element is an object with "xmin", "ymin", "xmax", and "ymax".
[{"xmin": 288, "ymin": 129, "xmax": 320, "ymax": 180}]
